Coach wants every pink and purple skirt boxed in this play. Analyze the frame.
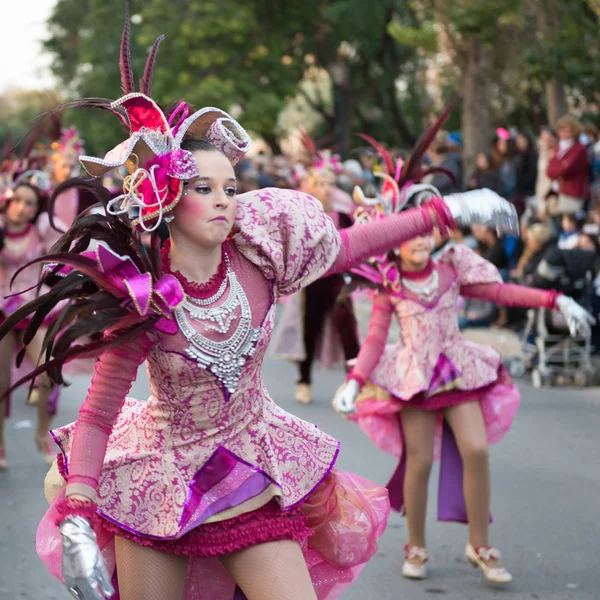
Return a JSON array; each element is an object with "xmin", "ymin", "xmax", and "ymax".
[{"xmin": 351, "ymin": 366, "xmax": 520, "ymax": 523}]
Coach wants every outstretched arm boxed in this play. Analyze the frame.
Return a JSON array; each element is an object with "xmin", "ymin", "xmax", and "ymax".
[
  {"xmin": 329, "ymin": 200, "xmax": 453, "ymax": 275},
  {"xmin": 460, "ymin": 282, "xmax": 559, "ymax": 310}
]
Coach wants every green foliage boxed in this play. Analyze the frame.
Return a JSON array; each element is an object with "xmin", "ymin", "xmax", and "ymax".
[{"xmin": 43, "ymin": 0, "xmax": 426, "ymax": 153}]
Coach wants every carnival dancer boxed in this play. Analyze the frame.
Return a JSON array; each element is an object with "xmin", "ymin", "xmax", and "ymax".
[
  {"xmin": 0, "ymin": 168, "xmax": 65, "ymax": 468},
  {"xmin": 46, "ymin": 118, "xmax": 97, "ymax": 228},
  {"xmin": 333, "ymin": 133, "xmax": 593, "ymax": 585},
  {"xmin": 2, "ymin": 14, "xmax": 518, "ymax": 600},
  {"xmin": 272, "ymin": 131, "xmax": 360, "ymax": 405}
]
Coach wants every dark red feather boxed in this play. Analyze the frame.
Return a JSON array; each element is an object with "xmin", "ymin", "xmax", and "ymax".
[
  {"xmin": 140, "ymin": 35, "xmax": 165, "ymax": 96},
  {"xmin": 356, "ymin": 133, "xmax": 395, "ymax": 176},
  {"xmin": 398, "ymin": 94, "xmax": 460, "ymax": 188},
  {"xmin": 119, "ymin": 2, "xmax": 135, "ymax": 95},
  {"xmin": 299, "ymin": 128, "xmax": 318, "ymax": 159}
]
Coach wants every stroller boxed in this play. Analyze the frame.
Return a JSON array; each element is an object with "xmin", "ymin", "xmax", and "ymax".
[{"xmin": 505, "ymin": 246, "xmax": 600, "ymax": 388}]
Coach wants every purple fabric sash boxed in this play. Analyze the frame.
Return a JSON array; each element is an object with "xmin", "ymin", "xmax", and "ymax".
[
  {"xmin": 427, "ymin": 353, "xmax": 462, "ymax": 397},
  {"xmin": 386, "ymin": 417, "xmax": 492, "ymax": 523}
]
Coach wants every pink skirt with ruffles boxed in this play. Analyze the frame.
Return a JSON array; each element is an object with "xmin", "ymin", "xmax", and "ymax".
[
  {"xmin": 351, "ymin": 366, "xmax": 520, "ymax": 460},
  {"xmin": 38, "ymin": 466, "xmax": 390, "ymax": 600}
]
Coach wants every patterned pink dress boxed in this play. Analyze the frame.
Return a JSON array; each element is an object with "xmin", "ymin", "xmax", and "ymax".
[
  {"xmin": 37, "ymin": 188, "xmax": 449, "ymax": 599},
  {"xmin": 347, "ymin": 245, "xmax": 559, "ymax": 521},
  {"xmin": 0, "ymin": 213, "xmax": 64, "ymax": 415}
]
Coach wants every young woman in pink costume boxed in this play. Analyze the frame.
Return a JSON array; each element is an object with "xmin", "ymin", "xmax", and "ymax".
[
  {"xmin": 272, "ymin": 135, "xmax": 360, "ymax": 405},
  {"xmin": 1, "ymin": 18, "xmax": 518, "ymax": 600},
  {"xmin": 0, "ymin": 171, "xmax": 65, "ymax": 468},
  {"xmin": 333, "ymin": 139, "xmax": 593, "ymax": 585}
]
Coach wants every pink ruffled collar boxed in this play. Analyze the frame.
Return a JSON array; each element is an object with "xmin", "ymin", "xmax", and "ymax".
[
  {"xmin": 400, "ymin": 260, "xmax": 434, "ymax": 280},
  {"xmin": 161, "ymin": 239, "xmax": 230, "ymax": 299}
]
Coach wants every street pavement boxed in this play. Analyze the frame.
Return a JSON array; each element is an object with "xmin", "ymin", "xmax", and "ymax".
[{"xmin": 1, "ymin": 326, "xmax": 600, "ymax": 599}]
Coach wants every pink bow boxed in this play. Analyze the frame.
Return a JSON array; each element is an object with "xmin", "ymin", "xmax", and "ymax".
[{"xmin": 94, "ymin": 243, "xmax": 184, "ymax": 317}]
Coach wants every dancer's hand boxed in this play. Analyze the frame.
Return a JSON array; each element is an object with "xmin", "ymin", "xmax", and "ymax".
[
  {"xmin": 556, "ymin": 296, "xmax": 595, "ymax": 337},
  {"xmin": 443, "ymin": 189, "xmax": 519, "ymax": 236},
  {"xmin": 60, "ymin": 516, "xmax": 115, "ymax": 600},
  {"xmin": 333, "ymin": 380, "xmax": 360, "ymax": 415}
]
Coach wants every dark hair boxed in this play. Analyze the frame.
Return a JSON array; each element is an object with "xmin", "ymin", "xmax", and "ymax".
[
  {"xmin": 541, "ymin": 125, "xmax": 558, "ymax": 140},
  {"xmin": 180, "ymin": 138, "xmax": 220, "ymax": 153},
  {"xmin": 4, "ymin": 182, "xmax": 46, "ymax": 223}
]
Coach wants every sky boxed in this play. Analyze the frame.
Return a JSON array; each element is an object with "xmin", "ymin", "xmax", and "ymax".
[{"xmin": 0, "ymin": 1, "xmax": 57, "ymax": 93}]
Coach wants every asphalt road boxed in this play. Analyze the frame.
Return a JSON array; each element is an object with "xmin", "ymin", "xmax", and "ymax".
[{"xmin": 1, "ymin": 345, "xmax": 599, "ymax": 600}]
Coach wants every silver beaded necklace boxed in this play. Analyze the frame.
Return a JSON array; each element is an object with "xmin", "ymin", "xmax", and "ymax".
[
  {"xmin": 401, "ymin": 270, "xmax": 440, "ymax": 303},
  {"xmin": 174, "ymin": 254, "xmax": 260, "ymax": 394}
]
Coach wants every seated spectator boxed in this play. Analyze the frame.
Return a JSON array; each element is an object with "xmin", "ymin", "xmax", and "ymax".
[
  {"xmin": 512, "ymin": 223, "xmax": 554, "ymax": 285},
  {"xmin": 558, "ymin": 212, "xmax": 586, "ymax": 250},
  {"xmin": 467, "ymin": 152, "xmax": 499, "ymax": 192},
  {"xmin": 471, "ymin": 224, "xmax": 510, "ymax": 272}
]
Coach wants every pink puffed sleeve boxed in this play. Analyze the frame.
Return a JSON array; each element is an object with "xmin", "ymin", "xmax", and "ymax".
[
  {"xmin": 440, "ymin": 244, "xmax": 503, "ymax": 286},
  {"xmin": 233, "ymin": 188, "xmax": 342, "ymax": 295},
  {"xmin": 234, "ymin": 189, "xmax": 454, "ymax": 296},
  {"xmin": 65, "ymin": 335, "xmax": 152, "ymax": 500},
  {"xmin": 348, "ymin": 293, "xmax": 394, "ymax": 387}
]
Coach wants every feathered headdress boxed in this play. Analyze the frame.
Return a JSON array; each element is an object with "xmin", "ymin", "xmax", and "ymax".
[
  {"xmin": 1, "ymin": 123, "xmax": 52, "ymax": 203},
  {"xmin": 299, "ymin": 128, "xmax": 343, "ymax": 176},
  {"xmin": 346, "ymin": 96, "xmax": 460, "ymax": 294},
  {"xmin": 352, "ymin": 95, "xmax": 460, "ymax": 218},
  {"xmin": 44, "ymin": 4, "xmax": 251, "ymax": 232},
  {"xmin": 49, "ymin": 123, "xmax": 85, "ymax": 158}
]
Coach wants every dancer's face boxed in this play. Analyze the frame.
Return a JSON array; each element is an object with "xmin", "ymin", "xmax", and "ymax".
[
  {"xmin": 171, "ymin": 150, "xmax": 237, "ymax": 248},
  {"xmin": 53, "ymin": 155, "xmax": 76, "ymax": 184},
  {"xmin": 397, "ymin": 235, "xmax": 432, "ymax": 271},
  {"xmin": 301, "ymin": 171, "xmax": 334, "ymax": 208},
  {"xmin": 6, "ymin": 185, "xmax": 39, "ymax": 226}
]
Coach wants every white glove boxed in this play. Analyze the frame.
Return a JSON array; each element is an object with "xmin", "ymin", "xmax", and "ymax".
[
  {"xmin": 443, "ymin": 189, "xmax": 519, "ymax": 236},
  {"xmin": 556, "ymin": 296, "xmax": 595, "ymax": 337},
  {"xmin": 333, "ymin": 379, "xmax": 360, "ymax": 415},
  {"xmin": 60, "ymin": 516, "xmax": 115, "ymax": 599}
]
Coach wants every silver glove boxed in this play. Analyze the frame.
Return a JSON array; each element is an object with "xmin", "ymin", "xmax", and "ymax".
[
  {"xmin": 556, "ymin": 295, "xmax": 595, "ymax": 337},
  {"xmin": 443, "ymin": 189, "xmax": 519, "ymax": 236},
  {"xmin": 332, "ymin": 379, "xmax": 360, "ymax": 415},
  {"xmin": 60, "ymin": 516, "xmax": 115, "ymax": 600}
]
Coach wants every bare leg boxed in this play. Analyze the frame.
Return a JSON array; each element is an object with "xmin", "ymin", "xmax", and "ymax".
[
  {"xmin": 400, "ymin": 407, "xmax": 436, "ymax": 561},
  {"xmin": 220, "ymin": 540, "xmax": 317, "ymax": 600},
  {"xmin": 0, "ymin": 330, "xmax": 16, "ymax": 466},
  {"xmin": 115, "ymin": 536, "xmax": 188, "ymax": 600},
  {"xmin": 24, "ymin": 328, "xmax": 55, "ymax": 460},
  {"xmin": 443, "ymin": 401, "xmax": 501, "ymax": 569}
]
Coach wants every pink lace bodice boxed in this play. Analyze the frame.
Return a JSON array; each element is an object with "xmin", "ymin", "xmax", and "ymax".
[
  {"xmin": 0, "ymin": 213, "xmax": 64, "ymax": 314},
  {"xmin": 350, "ymin": 245, "xmax": 558, "ymax": 397}
]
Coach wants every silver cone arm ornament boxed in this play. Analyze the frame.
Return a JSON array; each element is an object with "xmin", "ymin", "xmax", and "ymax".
[
  {"xmin": 443, "ymin": 189, "xmax": 519, "ymax": 236},
  {"xmin": 60, "ymin": 517, "xmax": 115, "ymax": 600}
]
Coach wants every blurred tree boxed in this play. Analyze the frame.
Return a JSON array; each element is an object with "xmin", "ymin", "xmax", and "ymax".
[
  {"xmin": 44, "ymin": 0, "xmax": 425, "ymax": 155},
  {"xmin": 389, "ymin": 0, "xmax": 600, "ymax": 179}
]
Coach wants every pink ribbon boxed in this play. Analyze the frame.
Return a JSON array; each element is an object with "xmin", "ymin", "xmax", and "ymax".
[{"xmin": 95, "ymin": 243, "xmax": 184, "ymax": 316}]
